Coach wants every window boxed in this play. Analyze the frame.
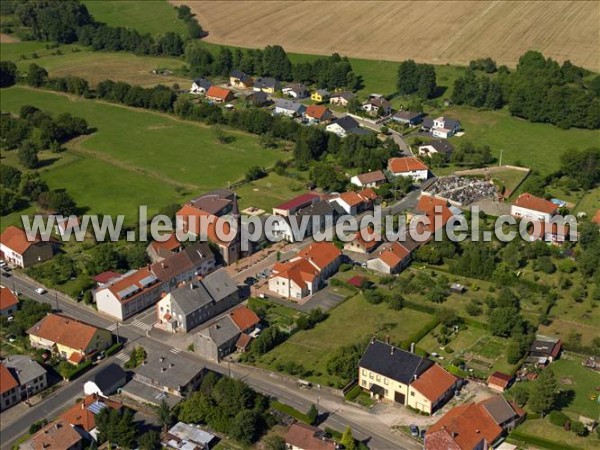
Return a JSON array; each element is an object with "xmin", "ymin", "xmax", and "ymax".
[
  {"xmin": 384, "ymin": 378, "xmax": 388, "ymax": 385},
  {"xmin": 376, "ymin": 375, "xmax": 381, "ymax": 382},
  {"xmin": 369, "ymin": 372, "xmax": 373, "ymax": 379},
  {"xmin": 411, "ymin": 391, "xmax": 415, "ymax": 396},
  {"xmin": 361, "ymin": 369, "xmax": 366, "ymax": 376},
  {"xmin": 361, "ymin": 380, "xmax": 366, "ymax": 387}
]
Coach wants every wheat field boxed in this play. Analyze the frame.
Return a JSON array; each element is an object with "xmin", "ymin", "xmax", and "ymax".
[{"xmin": 172, "ymin": 0, "xmax": 600, "ymax": 71}]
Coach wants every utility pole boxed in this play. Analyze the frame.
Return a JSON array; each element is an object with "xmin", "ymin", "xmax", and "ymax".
[
  {"xmin": 115, "ymin": 322, "xmax": 120, "ymax": 344},
  {"xmin": 54, "ymin": 291, "xmax": 59, "ymax": 311}
]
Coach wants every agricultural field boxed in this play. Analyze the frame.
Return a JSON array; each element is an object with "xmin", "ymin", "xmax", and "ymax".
[
  {"xmin": 235, "ymin": 172, "xmax": 308, "ymax": 212},
  {"xmin": 83, "ymin": 0, "xmax": 188, "ymax": 37},
  {"xmin": 256, "ymin": 293, "xmax": 435, "ymax": 387},
  {"xmin": 0, "ymin": 87, "xmax": 283, "ymax": 227},
  {"xmin": 178, "ymin": 0, "xmax": 600, "ymax": 71}
]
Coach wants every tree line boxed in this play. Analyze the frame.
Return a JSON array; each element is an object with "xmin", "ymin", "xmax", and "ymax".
[
  {"xmin": 396, "ymin": 60, "xmax": 437, "ymax": 99},
  {"xmin": 452, "ymin": 51, "xmax": 600, "ymax": 129}
]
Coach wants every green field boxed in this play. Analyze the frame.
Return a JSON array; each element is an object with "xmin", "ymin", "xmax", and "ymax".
[
  {"xmin": 257, "ymin": 293, "xmax": 434, "ymax": 387},
  {"xmin": 235, "ymin": 172, "xmax": 309, "ymax": 212},
  {"xmin": 83, "ymin": 0, "xmax": 188, "ymax": 37},
  {"xmin": 0, "ymin": 87, "xmax": 282, "ymax": 225}
]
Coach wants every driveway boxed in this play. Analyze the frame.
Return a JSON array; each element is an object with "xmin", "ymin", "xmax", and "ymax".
[{"xmin": 299, "ymin": 285, "xmax": 346, "ymax": 312}]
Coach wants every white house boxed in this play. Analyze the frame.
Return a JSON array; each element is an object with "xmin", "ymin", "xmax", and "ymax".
[
  {"xmin": 350, "ymin": 170, "xmax": 387, "ymax": 188},
  {"xmin": 423, "ymin": 116, "xmax": 461, "ymax": 138},
  {"xmin": 511, "ymin": 193, "xmax": 558, "ymax": 221},
  {"xmin": 274, "ymin": 99, "xmax": 306, "ymax": 117},
  {"xmin": 418, "ymin": 140, "xmax": 454, "ymax": 158},
  {"xmin": 83, "ymin": 363, "xmax": 127, "ymax": 397},
  {"xmin": 189, "ymin": 78, "xmax": 211, "ymax": 95},
  {"xmin": 93, "ymin": 268, "xmax": 164, "ymax": 321},
  {"xmin": 362, "ymin": 94, "xmax": 391, "ymax": 116},
  {"xmin": 325, "ymin": 116, "xmax": 362, "ymax": 138},
  {"xmin": 282, "ymin": 83, "xmax": 308, "ymax": 99},
  {"xmin": 388, "ymin": 157, "xmax": 429, "ymax": 181}
]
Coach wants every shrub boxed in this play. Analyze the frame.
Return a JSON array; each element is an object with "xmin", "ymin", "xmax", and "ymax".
[
  {"xmin": 570, "ymin": 421, "xmax": 587, "ymax": 436},
  {"xmin": 548, "ymin": 410, "xmax": 569, "ymax": 427}
]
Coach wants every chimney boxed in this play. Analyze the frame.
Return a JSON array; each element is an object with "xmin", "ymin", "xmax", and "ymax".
[
  {"xmin": 413, "ymin": 374, "xmax": 418, "ymax": 381},
  {"xmin": 161, "ymin": 262, "xmax": 165, "ymax": 269},
  {"xmin": 170, "ymin": 363, "xmax": 174, "ymax": 368},
  {"xmin": 476, "ymin": 430, "xmax": 480, "ymax": 434},
  {"xmin": 410, "ymin": 342, "xmax": 415, "ymax": 353},
  {"xmin": 452, "ymin": 431, "xmax": 458, "ymax": 438},
  {"xmin": 385, "ymin": 335, "xmax": 390, "ymax": 344},
  {"xmin": 159, "ymin": 356, "xmax": 165, "ymax": 362}
]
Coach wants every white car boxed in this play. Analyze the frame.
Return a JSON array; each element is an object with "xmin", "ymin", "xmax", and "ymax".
[{"xmin": 35, "ymin": 287, "xmax": 47, "ymax": 295}]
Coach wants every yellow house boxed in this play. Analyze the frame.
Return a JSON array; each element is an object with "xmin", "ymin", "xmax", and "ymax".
[
  {"xmin": 28, "ymin": 314, "xmax": 112, "ymax": 364},
  {"xmin": 358, "ymin": 340, "xmax": 459, "ymax": 414},
  {"xmin": 311, "ymin": 89, "xmax": 331, "ymax": 103}
]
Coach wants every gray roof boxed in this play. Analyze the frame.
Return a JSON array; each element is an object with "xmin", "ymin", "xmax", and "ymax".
[
  {"xmin": 202, "ymin": 269, "xmax": 238, "ymax": 302},
  {"xmin": 165, "ymin": 422, "xmax": 216, "ymax": 448},
  {"xmin": 444, "ymin": 117, "xmax": 461, "ymax": 129},
  {"xmin": 169, "ymin": 283, "xmax": 214, "ymax": 315},
  {"xmin": 198, "ymin": 315, "xmax": 240, "ymax": 346},
  {"xmin": 254, "ymin": 77, "xmax": 278, "ymax": 89},
  {"xmin": 358, "ymin": 340, "xmax": 433, "ymax": 384},
  {"xmin": 90, "ymin": 363, "xmax": 126, "ymax": 393},
  {"xmin": 334, "ymin": 116, "xmax": 360, "ymax": 132},
  {"xmin": 230, "ymin": 70, "xmax": 251, "ymax": 83},
  {"xmin": 275, "ymin": 99, "xmax": 306, "ymax": 113},
  {"xmin": 190, "ymin": 194, "xmax": 232, "ymax": 215},
  {"xmin": 192, "ymin": 78, "xmax": 211, "ymax": 89},
  {"xmin": 285, "ymin": 83, "xmax": 308, "ymax": 94},
  {"xmin": 3, "ymin": 355, "xmax": 46, "ymax": 386},
  {"xmin": 199, "ymin": 189, "xmax": 235, "ymax": 201},
  {"xmin": 297, "ymin": 199, "xmax": 335, "ymax": 217},
  {"xmin": 248, "ymin": 91, "xmax": 269, "ymax": 104},
  {"xmin": 134, "ymin": 350, "xmax": 205, "ymax": 389},
  {"xmin": 331, "ymin": 91, "xmax": 356, "ymax": 101},
  {"xmin": 393, "ymin": 110, "xmax": 422, "ymax": 121},
  {"xmin": 421, "ymin": 139, "xmax": 454, "ymax": 154},
  {"xmin": 480, "ymin": 395, "xmax": 518, "ymax": 425},
  {"xmin": 121, "ymin": 379, "xmax": 182, "ymax": 407},
  {"xmin": 315, "ymin": 89, "xmax": 330, "ymax": 96},
  {"xmin": 151, "ymin": 242, "xmax": 214, "ymax": 281}
]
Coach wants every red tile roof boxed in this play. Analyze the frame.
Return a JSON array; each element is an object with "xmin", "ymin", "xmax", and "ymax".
[
  {"xmin": 0, "ymin": 363, "xmax": 18, "ymax": 395},
  {"xmin": 358, "ymin": 188, "xmax": 379, "ymax": 201},
  {"xmin": 305, "ymin": 104, "xmax": 332, "ymax": 120},
  {"xmin": 428, "ymin": 403, "xmax": 503, "ymax": 450},
  {"xmin": 415, "ymin": 195, "xmax": 454, "ymax": 232},
  {"xmin": 92, "ymin": 271, "xmax": 122, "ymax": 284},
  {"xmin": 347, "ymin": 275, "xmax": 367, "ymax": 288},
  {"xmin": 25, "ymin": 418, "xmax": 83, "ymax": 450},
  {"xmin": 411, "ymin": 363, "xmax": 458, "ymax": 403},
  {"xmin": 339, "ymin": 191, "xmax": 364, "ymax": 207},
  {"xmin": 28, "ymin": 314, "xmax": 102, "ymax": 352},
  {"xmin": 176, "ymin": 204, "xmax": 236, "ymax": 248},
  {"xmin": 0, "ymin": 225, "xmax": 38, "ymax": 255},
  {"xmin": 206, "ymin": 85, "xmax": 233, "ymax": 101},
  {"xmin": 106, "ymin": 267, "xmax": 161, "ymax": 303},
  {"xmin": 274, "ymin": 193, "xmax": 320, "ymax": 212},
  {"xmin": 285, "ymin": 423, "xmax": 336, "ymax": 450},
  {"xmin": 230, "ymin": 306, "xmax": 260, "ymax": 332},
  {"xmin": 388, "ymin": 156, "xmax": 428, "ymax": 173},
  {"xmin": 235, "ymin": 333, "xmax": 252, "ymax": 350},
  {"xmin": 350, "ymin": 229, "xmax": 380, "ymax": 251},
  {"xmin": 150, "ymin": 233, "xmax": 182, "ymax": 252},
  {"xmin": 272, "ymin": 258, "xmax": 319, "ymax": 287},
  {"xmin": 298, "ymin": 241, "xmax": 341, "ymax": 271},
  {"xmin": 0, "ymin": 286, "xmax": 18, "ymax": 311},
  {"xmin": 377, "ymin": 242, "xmax": 411, "ymax": 268},
  {"xmin": 513, "ymin": 193, "xmax": 557, "ymax": 214},
  {"xmin": 61, "ymin": 394, "xmax": 121, "ymax": 432},
  {"xmin": 487, "ymin": 371, "xmax": 512, "ymax": 389}
]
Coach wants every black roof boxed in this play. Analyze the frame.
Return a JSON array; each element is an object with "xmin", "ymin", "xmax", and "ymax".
[
  {"xmin": 248, "ymin": 91, "xmax": 269, "ymax": 104},
  {"xmin": 230, "ymin": 70, "xmax": 252, "ymax": 82},
  {"xmin": 297, "ymin": 199, "xmax": 335, "ymax": 217},
  {"xmin": 334, "ymin": 115, "xmax": 360, "ymax": 132},
  {"xmin": 254, "ymin": 77, "xmax": 278, "ymax": 89},
  {"xmin": 358, "ymin": 340, "xmax": 433, "ymax": 384},
  {"xmin": 92, "ymin": 363, "xmax": 126, "ymax": 392},
  {"xmin": 422, "ymin": 117, "xmax": 434, "ymax": 128},
  {"xmin": 193, "ymin": 78, "xmax": 212, "ymax": 89},
  {"xmin": 424, "ymin": 139, "xmax": 454, "ymax": 154}
]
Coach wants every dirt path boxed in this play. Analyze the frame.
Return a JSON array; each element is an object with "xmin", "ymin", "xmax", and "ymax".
[{"xmin": 0, "ymin": 33, "xmax": 19, "ymax": 43}]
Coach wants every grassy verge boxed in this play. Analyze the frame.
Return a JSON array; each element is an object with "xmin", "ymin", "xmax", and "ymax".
[{"xmin": 270, "ymin": 400, "xmax": 311, "ymax": 424}]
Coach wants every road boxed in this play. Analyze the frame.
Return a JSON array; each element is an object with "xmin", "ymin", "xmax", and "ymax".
[{"xmin": 1, "ymin": 272, "xmax": 421, "ymax": 450}]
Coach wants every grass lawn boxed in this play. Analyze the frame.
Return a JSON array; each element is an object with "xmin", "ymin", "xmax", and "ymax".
[
  {"xmin": 248, "ymin": 297, "xmax": 304, "ymax": 329},
  {"xmin": 513, "ymin": 418, "xmax": 600, "ymax": 450},
  {"xmin": 83, "ymin": 0, "xmax": 188, "ymax": 37},
  {"xmin": 257, "ymin": 293, "xmax": 434, "ymax": 387},
  {"xmin": 574, "ymin": 187, "xmax": 600, "ymax": 217},
  {"xmin": 0, "ymin": 86, "xmax": 283, "ymax": 226},
  {"xmin": 235, "ymin": 172, "xmax": 308, "ymax": 212},
  {"xmin": 552, "ymin": 357, "xmax": 600, "ymax": 419},
  {"xmin": 435, "ymin": 106, "xmax": 600, "ymax": 176}
]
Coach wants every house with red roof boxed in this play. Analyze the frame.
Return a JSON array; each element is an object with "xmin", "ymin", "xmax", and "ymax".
[
  {"xmin": 388, "ymin": 156, "xmax": 429, "ymax": 181},
  {"xmin": 93, "ymin": 268, "xmax": 164, "ymax": 321},
  {"xmin": 269, "ymin": 242, "xmax": 341, "ymax": 299},
  {"xmin": 206, "ymin": 85, "xmax": 234, "ymax": 103},
  {"xmin": 409, "ymin": 195, "xmax": 458, "ymax": 234},
  {"xmin": 344, "ymin": 228, "xmax": 381, "ymax": 254},
  {"xmin": 511, "ymin": 193, "xmax": 558, "ymax": 221},
  {"xmin": 366, "ymin": 242, "xmax": 412, "ymax": 274},
  {"xmin": 304, "ymin": 104, "xmax": 334, "ymax": 123},
  {"xmin": 328, "ymin": 189, "xmax": 377, "ymax": 215},
  {"xmin": 272, "ymin": 193, "xmax": 320, "ymax": 217},
  {"xmin": 487, "ymin": 371, "xmax": 513, "ymax": 392},
  {"xmin": 28, "ymin": 314, "xmax": 112, "ymax": 363},
  {"xmin": 285, "ymin": 422, "xmax": 336, "ymax": 450},
  {"xmin": 20, "ymin": 418, "xmax": 83, "ymax": 450},
  {"xmin": 146, "ymin": 233, "xmax": 184, "ymax": 263},
  {"xmin": 61, "ymin": 394, "xmax": 122, "ymax": 442},
  {"xmin": 229, "ymin": 305, "xmax": 260, "ymax": 333},
  {"xmin": 0, "ymin": 286, "xmax": 19, "ymax": 317},
  {"xmin": 0, "ymin": 225, "xmax": 54, "ymax": 268},
  {"xmin": 350, "ymin": 170, "xmax": 387, "ymax": 188}
]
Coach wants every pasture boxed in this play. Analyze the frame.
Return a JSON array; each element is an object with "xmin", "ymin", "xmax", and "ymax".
[
  {"xmin": 83, "ymin": 0, "xmax": 188, "ymax": 37},
  {"xmin": 257, "ymin": 293, "xmax": 434, "ymax": 387},
  {"xmin": 0, "ymin": 87, "xmax": 282, "ymax": 224},
  {"xmin": 177, "ymin": 0, "xmax": 600, "ymax": 71}
]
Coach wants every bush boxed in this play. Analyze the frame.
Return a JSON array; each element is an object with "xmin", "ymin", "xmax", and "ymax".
[
  {"xmin": 57, "ymin": 360, "xmax": 93, "ymax": 380},
  {"xmin": 570, "ymin": 421, "xmax": 587, "ymax": 436},
  {"xmin": 105, "ymin": 342, "xmax": 123, "ymax": 357},
  {"xmin": 548, "ymin": 410, "xmax": 569, "ymax": 427},
  {"xmin": 344, "ymin": 385, "xmax": 361, "ymax": 402},
  {"xmin": 339, "ymin": 263, "xmax": 352, "ymax": 272}
]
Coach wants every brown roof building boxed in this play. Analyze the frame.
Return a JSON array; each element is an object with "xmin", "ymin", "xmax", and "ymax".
[
  {"xmin": 20, "ymin": 418, "xmax": 83, "ymax": 450},
  {"xmin": 284, "ymin": 422, "xmax": 336, "ymax": 450},
  {"xmin": 0, "ymin": 225, "xmax": 54, "ymax": 268},
  {"xmin": 229, "ymin": 306, "xmax": 260, "ymax": 333},
  {"xmin": 0, "ymin": 286, "xmax": 19, "ymax": 316},
  {"xmin": 487, "ymin": 371, "xmax": 513, "ymax": 392}
]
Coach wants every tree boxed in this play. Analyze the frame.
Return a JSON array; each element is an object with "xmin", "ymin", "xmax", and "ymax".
[
  {"xmin": 245, "ymin": 166, "xmax": 267, "ymax": 181},
  {"xmin": 340, "ymin": 427, "xmax": 357, "ymax": 450},
  {"xmin": 25, "ymin": 63, "xmax": 48, "ymax": 87},
  {"xmin": 138, "ymin": 430, "xmax": 160, "ymax": 450},
  {"xmin": 157, "ymin": 399, "xmax": 173, "ymax": 433},
  {"xmin": 307, "ymin": 404, "xmax": 318, "ymax": 425},
  {"xmin": 508, "ymin": 384, "xmax": 530, "ymax": 407},
  {"xmin": 95, "ymin": 408, "xmax": 136, "ymax": 448},
  {"xmin": 0, "ymin": 61, "xmax": 17, "ymax": 87},
  {"xmin": 17, "ymin": 140, "xmax": 39, "ymax": 169},
  {"xmin": 0, "ymin": 165, "xmax": 22, "ymax": 190},
  {"xmin": 229, "ymin": 410, "xmax": 259, "ymax": 444},
  {"xmin": 489, "ymin": 307, "xmax": 522, "ymax": 337},
  {"xmin": 529, "ymin": 368, "xmax": 558, "ymax": 416},
  {"xmin": 263, "ymin": 435, "xmax": 286, "ymax": 450}
]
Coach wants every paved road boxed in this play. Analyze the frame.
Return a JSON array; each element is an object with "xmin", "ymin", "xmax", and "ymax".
[{"xmin": 1, "ymin": 272, "xmax": 420, "ymax": 450}]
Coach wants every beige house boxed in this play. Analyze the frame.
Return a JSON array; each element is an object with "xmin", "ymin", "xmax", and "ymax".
[
  {"xmin": 28, "ymin": 314, "xmax": 112, "ymax": 364},
  {"xmin": 358, "ymin": 340, "xmax": 459, "ymax": 414}
]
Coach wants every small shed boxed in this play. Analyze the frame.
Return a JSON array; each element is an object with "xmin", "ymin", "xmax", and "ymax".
[{"xmin": 450, "ymin": 283, "xmax": 466, "ymax": 294}]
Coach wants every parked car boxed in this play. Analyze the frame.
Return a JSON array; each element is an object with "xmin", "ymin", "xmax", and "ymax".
[
  {"xmin": 244, "ymin": 276, "xmax": 258, "ymax": 286},
  {"xmin": 420, "ymin": 429, "xmax": 426, "ymax": 439},
  {"xmin": 35, "ymin": 287, "xmax": 47, "ymax": 295},
  {"xmin": 7, "ymin": 315, "xmax": 14, "ymax": 322},
  {"xmin": 95, "ymin": 351, "xmax": 106, "ymax": 361},
  {"xmin": 0, "ymin": 260, "xmax": 6, "ymax": 268},
  {"xmin": 409, "ymin": 424, "xmax": 419, "ymax": 437}
]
